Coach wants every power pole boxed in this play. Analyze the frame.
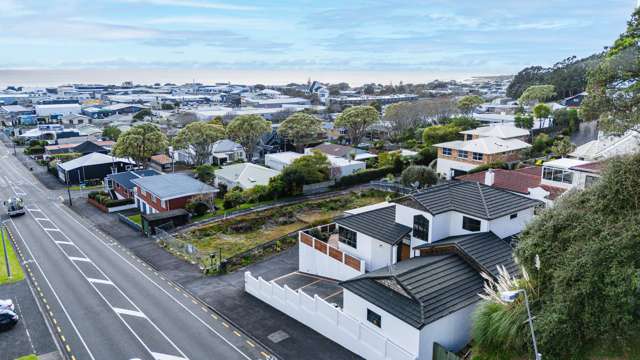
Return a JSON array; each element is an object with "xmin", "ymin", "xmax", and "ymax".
[{"xmin": 2, "ymin": 226, "xmax": 11, "ymax": 279}]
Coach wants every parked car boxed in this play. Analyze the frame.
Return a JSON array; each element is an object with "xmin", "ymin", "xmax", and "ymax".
[
  {"xmin": 0, "ymin": 310, "xmax": 19, "ymax": 331},
  {"xmin": 0, "ymin": 299, "xmax": 14, "ymax": 312}
]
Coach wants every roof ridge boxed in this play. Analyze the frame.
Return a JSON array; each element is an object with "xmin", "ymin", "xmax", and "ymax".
[{"xmin": 476, "ymin": 182, "xmax": 491, "ymax": 218}]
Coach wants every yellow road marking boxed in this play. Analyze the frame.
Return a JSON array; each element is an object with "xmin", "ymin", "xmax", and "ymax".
[
  {"xmin": 61, "ymin": 335, "xmax": 66, "ymax": 342},
  {"xmin": 233, "ymin": 330, "xmax": 241, "ymax": 337},
  {"xmin": 222, "ymin": 322, "xmax": 229, "ymax": 328},
  {"xmin": 191, "ymin": 300, "xmax": 197, "ymax": 304},
  {"xmin": 66, "ymin": 344, "xmax": 71, "ymax": 352},
  {"xmin": 201, "ymin": 307, "xmax": 208, "ymax": 312},
  {"xmin": 57, "ymin": 326, "xmax": 62, "ymax": 333},
  {"xmin": 246, "ymin": 340, "xmax": 255, "ymax": 347},
  {"xmin": 211, "ymin": 314, "xmax": 218, "ymax": 320},
  {"xmin": 261, "ymin": 352, "xmax": 269, "ymax": 358}
]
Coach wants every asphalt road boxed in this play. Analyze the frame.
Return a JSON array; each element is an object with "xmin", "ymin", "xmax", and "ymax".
[{"xmin": 0, "ymin": 142, "xmax": 274, "ymax": 360}]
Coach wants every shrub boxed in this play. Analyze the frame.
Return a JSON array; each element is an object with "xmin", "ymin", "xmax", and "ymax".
[
  {"xmin": 400, "ymin": 165, "xmax": 438, "ymax": 188},
  {"xmin": 467, "ymin": 161, "xmax": 507, "ymax": 174},
  {"xmin": 223, "ymin": 189, "xmax": 246, "ymax": 209},
  {"xmin": 103, "ymin": 198, "xmax": 134, "ymax": 207},
  {"xmin": 186, "ymin": 201, "xmax": 210, "ymax": 217},
  {"xmin": 333, "ymin": 166, "xmax": 394, "ymax": 187}
]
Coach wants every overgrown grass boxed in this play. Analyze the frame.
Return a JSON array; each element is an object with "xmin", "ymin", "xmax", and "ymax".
[
  {"xmin": 0, "ymin": 228, "xmax": 25, "ymax": 285},
  {"xmin": 128, "ymin": 214, "xmax": 142, "ymax": 226},
  {"xmin": 180, "ymin": 190, "xmax": 387, "ymax": 260}
]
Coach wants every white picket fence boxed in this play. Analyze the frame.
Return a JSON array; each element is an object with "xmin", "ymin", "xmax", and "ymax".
[{"xmin": 245, "ymin": 271, "xmax": 417, "ymax": 360}]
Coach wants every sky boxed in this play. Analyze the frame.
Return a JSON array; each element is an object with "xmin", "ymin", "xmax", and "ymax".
[{"xmin": 0, "ymin": 0, "xmax": 636, "ymax": 86}]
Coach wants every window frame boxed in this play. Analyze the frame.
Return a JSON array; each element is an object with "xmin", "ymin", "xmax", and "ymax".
[
  {"xmin": 442, "ymin": 148, "xmax": 452, "ymax": 156},
  {"xmin": 509, "ymin": 213, "xmax": 518, "ymax": 220},
  {"xmin": 457, "ymin": 150, "xmax": 468, "ymax": 159},
  {"xmin": 412, "ymin": 215, "xmax": 429, "ymax": 241},
  {"xmin": 472, "ymin": 152, "xmax": 484, "ymax": 161},
  {"xmin": 367, "ymin": 309, "xmax": 382, "ymax": 328},
  {"xmin": 338, "ymin": 226, "xmax": 357, "ymax": 248},
  {"xmin": 462, "ymin": 216, "xmax": 481, "ymax": 232}
]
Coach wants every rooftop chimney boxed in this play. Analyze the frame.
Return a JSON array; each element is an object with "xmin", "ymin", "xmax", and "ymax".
[{"xmin": 484, "ymin": 168, "xmax": 495, "ymax": 186}]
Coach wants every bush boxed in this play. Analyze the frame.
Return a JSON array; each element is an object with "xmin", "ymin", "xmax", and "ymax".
[
  {"xmin": 223, "ymin": 189, "xmax": 246, "ymax": 209},
  {"xmin": 186, "ymin": 201, "xmax": 210, "ymax": 216},
  {"xmin": 103, "ymin": 198, "xmax": 134, "ymax": 207},
  {"xmin": 400, "ymin": 165, "xmax": 438, "ymax": 188},
  {"xmin": 467, "ymin": 161, "xmax": 507, "ymax": 174},
  {"xmin": 333, "ymin": 166, "xmax": 394, "ymax": 187}
]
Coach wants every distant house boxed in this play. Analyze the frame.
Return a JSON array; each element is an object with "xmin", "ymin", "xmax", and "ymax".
[
  {"xmin": 459, "ymin": 124, "xmax": 529, "ymax": 142},
  {"xmin": 132, "ymin": 173, "xmax": 218, "ymax": 214},
  {"xmin": 306, "ymin": 143, "xmax": 377, "ymax": 161},
  {"xmin": 171, "ymin": 139, "xmax": 246, "ymax": 166},
  {"xmin": 540, "ymin": 158, "xmax": 603, "ymax": 191},
  {"xmin": 214, "ymin": 163, "xmax": 280, "ymax": 190},
  {"xmin": 44, "ymin": 140, "xmax": 114, "ymax": 159},
  {"xmin": 561, "ymin": 92, "xmax": 587, "ymax": 108},
  {"xmin": 434, "ymin": 135, "xmax": 531, "ymax": 179},
  {"xmin": 57, "ymin": 152, "xmax": 136, "ymax": 185},
  {"xmin": 104, "ymin": 169, "xmax": 161, "ymax": 200},
  {"xmin": 149, "ymin": 154, "xmax": 174, "ymax": 172},
  {"xmin": 265, "ymin": 151, "xmax": 366, "ymax": 179},
  {"xmin": 569, "ymin": 130, "xmax": 640, "ymax": 161},
  {"xmin": 60, "ymin": 114, "xmax": 92, "ymax": 126}
]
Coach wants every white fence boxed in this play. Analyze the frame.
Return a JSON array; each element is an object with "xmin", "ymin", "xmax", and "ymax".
[{"xmin": 245, "ymin": 271, "xmax": 417, "ymax": 360}]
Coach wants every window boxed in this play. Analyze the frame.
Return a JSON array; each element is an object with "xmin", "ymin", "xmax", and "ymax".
[
  {"xmin": 542, "ymin": 167, "xmax": 573, "ymax": 184},
  {"xmin": 585, "ymin": 175, "xmax": 598, "ymax": 188},
  {"xmin": 338, "ymin": 226, "xmax": 357, "ymax": 248},
  {"xmin": 510, "ymin": 213, "xmax": 518, "ymax": 219},
  {"xmin": 472, "ymin": 152, "xmax": 484, "ymax": 161},
  {"xmin": 442, "ymin": 148, "xmax": 452, "ymax": 156},
  {"xmin": 367, "ymin": 309, "xmax": 381, "ymax": 328},
  {"xmin": 457, "ymin": 150, "xmax": 468, "ymax": 159},
  {"xmin": 462, "ymin": 216, "xmax": 481, "ymax": 232},
  {"xmin": 465, "ymin": 134, "xmax": 473, "ymax": 141},
  {"xmin": 413, "ymin": 215, "xmax": 429, "ymax": 241}
]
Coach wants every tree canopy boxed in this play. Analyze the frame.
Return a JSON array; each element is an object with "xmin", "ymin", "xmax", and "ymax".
[
  {"xmin": 582, "ymin": 8, "xmax": 640, "ymax": 134},
  {"xmin": 173, "ymin": 122, "xmax": 225, "ymax": 166},
  {"xmin": 400, "ymin": 165, "xmax": 438, "ymax": 188},
  {"xmin": 334, "ymin": 105, "xmax": 379, "ymax": 146},
  {"xmin": 457, "ymin": 95, "xmax": 484, "ymax": 114},
  {"xmin": 277, "ymin": 113, "xmax": 324, "ymax": 151},
  {"xmin": 518, "ymin": 85, "xmax": 557, "ymax": 105},
  {"xmin": 550, "ymin": 137, "xmax": 575, "ymax": 157},
  {"xmin": 226, "ymin": 114, "xmax": 271, "ymax": 161},
  {"xmin": 515, "ymin": 153, "xmax": 640, "ymax": 358},
  {"xmin": 102, "ymin": 126, "xmax": 121, "ymax": 141},
  {"xmin": 514, "ymin": 114, "xmax": 534, "ymax": 130},
  {"xmin": 422, "ymin": 124, "xmax": 461, "ymax": 146},
  {"xmin": 133, "ymin": 108, "xmax": 152, "ymax": 121},
  {"xmin": 113, "ymin": 123, "xmax": 168, "ymax": 166}
]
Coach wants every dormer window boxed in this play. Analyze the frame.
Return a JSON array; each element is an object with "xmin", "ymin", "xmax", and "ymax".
[{"xmin": 413, "ymin": 215, "xmax": 429, "ymax": 241}]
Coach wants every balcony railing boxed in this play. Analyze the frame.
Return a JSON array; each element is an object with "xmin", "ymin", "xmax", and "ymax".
[{"xmin": 300, "ymin": 224, "xmax": 364, "ymax": 272}]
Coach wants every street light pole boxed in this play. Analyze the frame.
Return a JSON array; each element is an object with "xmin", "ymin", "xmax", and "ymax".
[
  {"xmin": 1, "ymin": 226, "xmax": 11, "ymax": 279},
  {"xmin": 522, "ymin": 290, "xmax": 541, "ymax": 360}
]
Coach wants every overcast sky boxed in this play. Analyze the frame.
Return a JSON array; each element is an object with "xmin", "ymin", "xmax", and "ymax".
[{"xmin": 0, "ymin": 0, "xmax": 635, "ymax": 78}]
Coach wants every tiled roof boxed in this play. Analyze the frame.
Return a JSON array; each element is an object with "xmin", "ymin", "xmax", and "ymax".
[
  {"xmin": 150, "ymin": 154, "xmax": 173, "ymax": 165},
  {"xmin": 433, "ymin": 136, "xmax": 531, "ymax": 154},
  {"xmin": 460, "ymin": 125, "xmax": 530, "ymax": 139},
  {"xmin": 458, "ymin": 167, "xmax": 566, "ymax": 201},
  {"xmin": 397, "ymin": 181, "xmax": 542, "ymax": 220},
  {"xmin": 341, "ymin": 254, "xmax": 484, "ymax": 328},
  {"xmin": 335, "ymin": 205, "xmax": 411, "ymax": 245},
  {"xmin": 107, "ymin": 169, "xmax": 161, "ymax": 190},
  {"xmin": 414, "ymin": 232, "xmax": 518, "ymax": 278}
]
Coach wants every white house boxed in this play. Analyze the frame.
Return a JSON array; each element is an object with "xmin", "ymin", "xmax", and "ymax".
[
  {"xmin": 541, "ymin": 158, "xmax": 602, "ymax": 190},
  {"xmin": 171, "ymin": 139, "xmax": 246, "ymax": 166},
  {"xmin": 569, "ymin": 130, "xmax": 640, "ymax": 161},
  {"xmin": 246, "ymin": 181, "xmax": 542, "ymax": 360},
  {"xmin": 214, "ymin": 163, "xmax": 280, "ymax": 190},
  {"xmin": 265, "ymin": 151, "xmax": 366, "ymax": 179}
]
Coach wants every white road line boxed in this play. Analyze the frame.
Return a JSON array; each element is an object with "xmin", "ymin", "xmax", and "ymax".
[
  {"xmin": 152, "ymin": 353, "xmax": 188, "ymax": 360},
  {"xmin": 7, "ymin": 219, "xmax": 97, "ymax": 360},
  {"xmin": 30, "ymin": 205, "xmax": 190, "ymax": 360},
  {"xmin": 56, "ymin": 203, "xmax": 254, "ymax": 360},
  {"xmin": 87, "ymin": 278, "xmax": 113, "ymax": 285},
  {"xmin": 54, "ymin": 241, "xmax": 74, "ymax": 245},
  {"xmin": 43, "ymin": 228, "xmax": 61, "ymax": 232},
  {"xmin": 68, "ymin": 257, "xmax": 91, "ymax": 262},
  {"xmin": 113, "ymin": 308, "xmax": 147, "ymax": 318},
  {"xmin": 34, "ymin": 217, "xmax": 49, "ymax": 221}
]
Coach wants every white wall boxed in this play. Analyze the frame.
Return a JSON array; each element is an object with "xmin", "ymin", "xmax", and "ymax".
[
  {"xmin": 298, "ymin": 235, "xmax": 364, "ymax": 281},
  {"xmin": 245, "ymin": 272, "xmax": 417, "ymax": 360},
  {"xmin": 419, "ymin": 302, "xmax": 478, "ymax": 358},
  {"xmin": 487, "ymin": 207, "xmax": 535, "ymax": 238},
  {"xmin": 338, "ymin": 227, "xmax": 394, "ymax": 272},
  {"xmin": 264, "ymin": 155, "xmax": 289, "ymax": 171},
  {"xmin": 343, "ymin": 289, "xmax": 421, "ymax": 356},
  {"xmin": 436, "ymin": 158, "xmax": 476, "ymax": 179}
]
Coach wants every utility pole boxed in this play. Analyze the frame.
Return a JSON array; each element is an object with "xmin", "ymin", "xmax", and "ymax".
[
  {"xmin": 66, "ymin": 172, "xmax": 73, "ymax": 206},
  {"xmin": 2, "ymin": 226, "xmax": 11, "ymax": 279}
]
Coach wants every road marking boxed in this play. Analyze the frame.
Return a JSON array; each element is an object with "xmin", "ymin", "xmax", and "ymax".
[
  {"xmin": 211, "ymin": 314, "xmax": 218, "ymax": 320},
  {"xmin": 54, "ymin": 241, "xmax": 74, "ymax": 245},
  {"xmin": 222, "ymin": 322, "xmax": 229, "ymax": 328},
  {"xmin": 87, "ymin": 278, "xmax": 113, "ymax": 285},
  {"xmin": 113, "ymin": 308, "xmax": 147, "ymax": 318},
  {"xmin": 246, "ymin": 340, "xmax": 255, "ymax": 347},
  {"xmin": 34, "ymin": 217, "xmax": 49, "ymax": 221},
  {"xmin": 151, "ymin": 353, "xmax": 188, "ymax": 360},
  {"xmin": 68, "ymin": 256, "xmax": 91, "ymax": 262},
  {"xmin": 66, "ymin": 344, "xmax": 71, "ymax": 352},
  {"xmin": 233, "ymin": 331, "xmax": 241, "ymax": 337},
  {"xmin": 43, "ymin": 228, "xmax": 61, "ymax": 232},
  {"xmin": 260, "ymin": 352, "xmax": 269, "ymax": 358}
]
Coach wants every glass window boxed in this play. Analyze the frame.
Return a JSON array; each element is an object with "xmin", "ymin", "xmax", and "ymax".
[
  {"xmin": 442, "ymin": 148, "xmax": 452, "ymax": 156},
  {"xmin": 543, "ymin": 167, "xmax": 553, "ymax": 181},
  {"xmin": 413, "ymin": 215, "xmax": 429, "ymax": 241},
  {"xmin": 462, "ymin": 216, "xmax": 481, "ymax": 232},
  {"xmin": 585, "ymin": 175, "xmax": 598, "ymax": 188},
  {"xmin": 339, "ymin": 226, "xmax": 357, "ymax": 248},
  {"xmin": 458, "ymin": 150, "xmax": 468, "ymax": 159},
  {"xmin": 543, "ymin": 167, "xmax": 574, "ymax": 184},
  {"xmin": 367, "ymin": 309, "xmax": 381, "ymax": 328},
  {"xmin": 472, "ymin": 152, "xmax": 484, "ymax": 161},
  {"xmin": 510, "ymin": 213, "xmax": 518, "ymax": 219}
]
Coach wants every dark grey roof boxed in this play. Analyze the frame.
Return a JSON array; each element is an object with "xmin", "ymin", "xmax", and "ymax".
[
  {"xmin": 341, "ymin": 254, "xmax": 484, "ymax": 328},
  {"xmin": 414, "ymin": 232, "xmax": 518, "ymax": 278},
  {"xmin": 131, "ymin": 173, "xmax": 217, "ymax": 200},
  {"xmin": 335, "ymin": 206, "xmax": 411, "ymax": 245},
  {"xmin": 107, "ymin": 169, "xmax": 161, "ymax": 190},
  {"xmin": 396, "ymin": 181, "xmax": 542, "ymax": 220}
]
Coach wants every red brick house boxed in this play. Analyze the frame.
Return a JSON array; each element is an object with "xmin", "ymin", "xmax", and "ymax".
[{"xmin": 131, "ymin": 173, "xmax": 218, "ymax": 214}]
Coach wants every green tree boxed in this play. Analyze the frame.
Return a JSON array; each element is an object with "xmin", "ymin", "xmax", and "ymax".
[
  {"xmin": 226, "ymin": 114, "xmax": 271, "ymax": 162},
  {"xmin": 133, "ymin": 108, "xmax": 152, "ymax": 121},
  {"xmin": 173, "ymin": 122, "xmax": 225, "ymax": 166},
  {"xmin": 208, "ymin": 116, "xmax": 224, "ymax": 127},
  {"xmin": 532, "ymin": 133, "xmax": 552, "ymax": 153},
  {"xmin": 400, "ymin": 165, "xmax": 438, "ymax": 188},
  {"xmin": 518, "ymin": 85, "xmax": 557, "ymax": 105},
  {"xmin": 378, "ymin": 151, "xmax": 402, "ymax": 168},
  {"xmin": 422, "ymin": 124, "xmax": 461, "ymax": 146},
  {"xmin": 102, "ymin": 126, "xmax": 121, "ymax": 141},
  {"xmin": 550, "ymin": 137, "xmax": 575, "ymax": 157},
  {"xmin": 582, "ymin": 8, "xmax": 639, "ymax": 134},
  {"xmin": 567, "ymin": 108, "xmax": 580, "ymax": 133},
  {"xmin": 369, "ymin": 100, "xmax": 382, "ymax": 113},
  {"xmin": 533, "ymin": 103, "xmax": 552, "ymax": 128},
  {"xmin": 515, "ymin": 154, "xmax": 640, "ymax": 358},
  {"xmin": 193, "ymin": 164, "xmax": 217, "ymax": 184},
  {"xmin": 446, "ymin": 116, "xmax": 480, "ymax": 130},
  {"xmin": 113, "ymin": 123, "xmax": 168, "ymax": 166},
  {"xmin": 276, "ymin": 151, "xmax": 331, "ymax": 195},
  {"xmin": 514, "ymin": 114, "xmax": 534, "ymax": 130},
  {"xmin": 334, "ymin": 106, "xmax": 379, "ymax": 146},
  {"xmin": 457, "ymin": 95, "xmax": 484, "ymax": 114},
  {"xmin": 277, "ymin": 113, "xmax": 324, "ymax": 152},
  {"xmin": 553, "ymin": 108, "xmax": 570, "ymax": 129}
]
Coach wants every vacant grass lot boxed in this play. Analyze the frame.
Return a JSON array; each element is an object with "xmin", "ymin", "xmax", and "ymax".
[
  {"xmin": 0, "ymin": 228, "xmax": 25, "ymax": 285},
  {"xmin": 179, "ymin": 190, "xmax": 387, "ymax": 260}
]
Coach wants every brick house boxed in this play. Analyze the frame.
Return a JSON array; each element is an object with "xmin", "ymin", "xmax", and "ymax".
[
  {"xmin": 131, "ymin": 173, "xmax": 218, "ymax": 214},
  {"xmin": 104, "ymin": 169, "xmax": 161, "ymax": 200}
]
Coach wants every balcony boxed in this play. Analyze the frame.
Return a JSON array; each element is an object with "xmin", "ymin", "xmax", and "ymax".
[{"xmin": 299, "ymin": 224, "xmax": 365, "ymax": 280}]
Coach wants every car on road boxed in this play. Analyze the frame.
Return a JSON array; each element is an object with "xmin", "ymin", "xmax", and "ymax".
[
  {"xmin": 0, "ymin": 299, "xmax": 14, "ymax": 312},
  {"xmin": 4, "ymin": 197, "xmax": 25, "ymax": 217},
  {"xmin": 0, "ymin": 309, "xmax": 19, "ymax": 331}
]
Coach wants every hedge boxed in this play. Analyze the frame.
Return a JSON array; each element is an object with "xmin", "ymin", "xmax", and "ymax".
[
  {"xmin": 333, "ymin": 166, "xmax": 395, "ymax": 187},
  {"xmin": 88, "ymin": 191, "xmax": 133, "ymax": 207}
]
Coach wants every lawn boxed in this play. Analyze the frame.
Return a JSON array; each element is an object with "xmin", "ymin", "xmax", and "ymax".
[
  {"xmin": 14, "ymin": 355, "xmax": 37, "ymax": 360},
  {"xmin": 179, "ymin": 190, "xmax": 388, "ymax": 262},
  {"xmin": 128, "ymin": 214, "xmax": 142, "ymax": 225},
  {"xmin": 69, "ymin": 182, "xmax": 103, "ymax": 191},
  {"xmin": 0, "ymin": 227, "xmax": 25, "ymax": 285}
]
